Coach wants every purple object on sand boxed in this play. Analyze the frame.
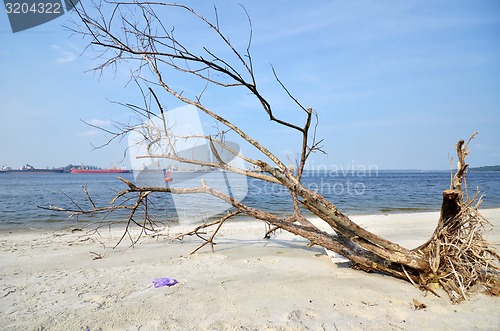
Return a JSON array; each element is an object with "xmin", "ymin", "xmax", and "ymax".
[{"xmin": 153, "ymin": 278, "xmax": 178, "ymax": 288}]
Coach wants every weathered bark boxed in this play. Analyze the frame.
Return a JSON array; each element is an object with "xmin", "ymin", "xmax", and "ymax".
[
  {"xmin": 440, "ymin": 190, "xmax": 462, "ymax": 227},
  {"xmin": 414, "ymin": 134, "xmax": 500, "ymax": 302},
  {"xmin": 418, "ymin": 136, "xmax": 472, "ymax": 252}
]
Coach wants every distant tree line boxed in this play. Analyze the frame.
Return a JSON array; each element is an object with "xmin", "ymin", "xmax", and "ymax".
[{"xmin": 470, "ymin": 165, "xmax": 500, "ymax": 171}]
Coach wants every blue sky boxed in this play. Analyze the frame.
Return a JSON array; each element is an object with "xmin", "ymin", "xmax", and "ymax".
[{"xmin": 1, "ymin": 0, "xmax": 499, "ymax": 170}]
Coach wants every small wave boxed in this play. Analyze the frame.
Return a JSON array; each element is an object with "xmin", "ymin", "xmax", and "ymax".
[{"xmin": 379, "ymin": 207, "xmax": 427, "ymax": 213}]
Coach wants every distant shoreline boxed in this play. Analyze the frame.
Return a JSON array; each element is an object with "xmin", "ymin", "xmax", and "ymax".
[{"xmin": 469, "ymin": 165, "xmax": 500, "ymax": 171}]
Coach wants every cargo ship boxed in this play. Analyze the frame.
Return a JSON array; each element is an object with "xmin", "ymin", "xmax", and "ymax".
[
  {"xmin": 0, "ymin": 164, "xmax": 64, "ymax": 173},
  {"xmin": 71, "ymin": 168, "xmax": 131, "ymax": 174}
]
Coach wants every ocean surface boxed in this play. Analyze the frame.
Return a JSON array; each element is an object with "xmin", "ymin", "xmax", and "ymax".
[{"xmin": 0, "ymin": 170, "xmax": 499, "ymax": 229}]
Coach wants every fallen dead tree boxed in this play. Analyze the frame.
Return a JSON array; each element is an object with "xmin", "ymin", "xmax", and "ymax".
[{"xmin": 43, "ymin": 1, "xmax": 499, "ymax": 302}]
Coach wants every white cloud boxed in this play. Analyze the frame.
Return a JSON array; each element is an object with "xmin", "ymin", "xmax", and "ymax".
[
  {"xmin": 86, "ymin": 119, "xmax": 113, "ymax": 127},
  {"xmin": 51, "ymin": 44, "xmax": 76, "ymax": 64},
  {"xmin": 473, "ymin": 143, "xmax": 488, "ymax": 150},
  {"xmin": 79, "ymin": 119, "xmax": 114, "ymax": 137},
  {"xmin": 56, "ymin": 50, "xmax": 76, "ymax": 63},
  {"xmin": 77, "ymin": 130, "xmax": 99, "ymax": 137}
]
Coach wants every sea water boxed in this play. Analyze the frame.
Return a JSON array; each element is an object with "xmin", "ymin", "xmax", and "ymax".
[{"xmin": 0, "ymin": 170, "xmax": 499, "ymax": 229}]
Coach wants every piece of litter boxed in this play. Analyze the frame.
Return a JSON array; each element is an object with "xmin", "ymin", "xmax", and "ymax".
[{"xmin": 153, "ymin": 278, "xmax": 178, "ymax": 288}]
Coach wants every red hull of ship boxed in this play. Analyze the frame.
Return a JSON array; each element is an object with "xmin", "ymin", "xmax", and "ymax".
[{"xmin": 71, "ymin": 169, "xmax": 131, "ymax": 174}]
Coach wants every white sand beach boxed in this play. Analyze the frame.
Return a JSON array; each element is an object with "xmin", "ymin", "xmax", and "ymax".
[{"xmin": 1, "ymin": 209, "xmax": 499, "ymax": 330}]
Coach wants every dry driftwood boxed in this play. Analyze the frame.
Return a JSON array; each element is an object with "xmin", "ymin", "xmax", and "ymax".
[{"xmin": 42, "ymin": 1, "xmax": 499, "ymax": 302}]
